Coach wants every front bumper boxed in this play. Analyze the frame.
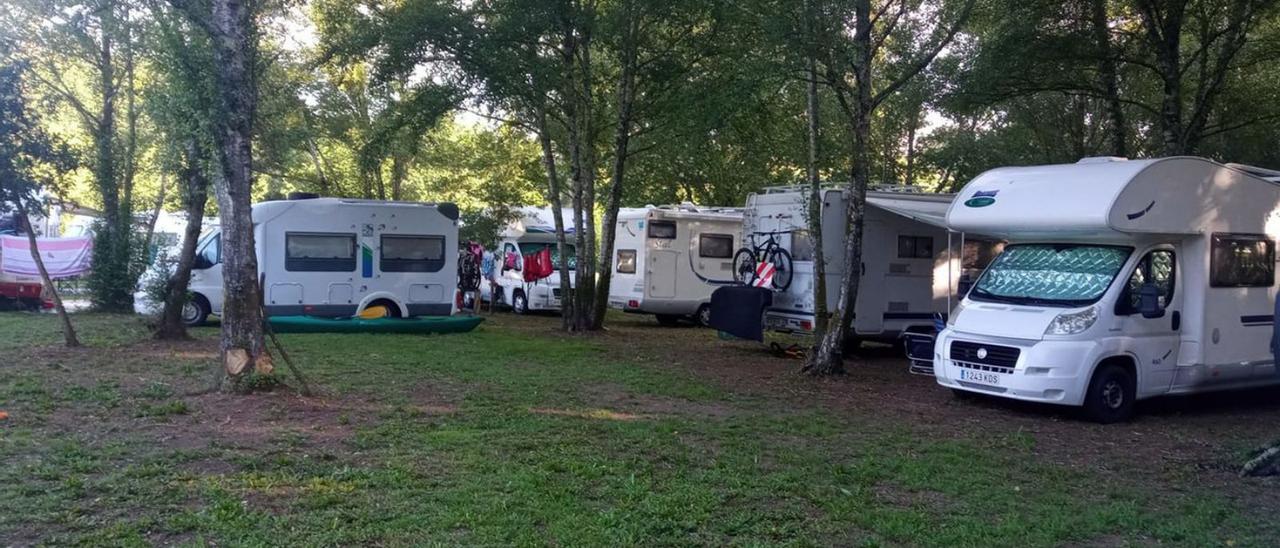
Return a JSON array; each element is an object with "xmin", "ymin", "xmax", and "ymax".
[{"xmin": 934, "ymin": 329, "xmax": 1099, "ymax": 406}]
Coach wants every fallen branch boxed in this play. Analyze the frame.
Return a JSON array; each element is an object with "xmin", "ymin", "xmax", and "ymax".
[{"xmin": 1240, "ymin": 443, "xmax": 1280, "ymax": 477}]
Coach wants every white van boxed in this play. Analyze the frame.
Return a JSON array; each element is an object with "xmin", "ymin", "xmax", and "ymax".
[
  {"xmin": 481, "ymin": 207, "xmax": 576, "ymax": 314},
  {"xmin": 741, "ymin": 187, "xmax": 969, "ymax": 344},
  {"xmin": 607, "ymin": 204, "xmax": 743, "ymax": 325},
  {"xmin": 183, "ymin": 196, "xmax": 459, "ymax": 325},
  {"xmin": 936, "ymin": 157, "xmax": 1280, "ymax": 422}
]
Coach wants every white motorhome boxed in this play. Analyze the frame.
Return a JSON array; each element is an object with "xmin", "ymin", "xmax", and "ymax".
[
  {"xmin": 607, "ymin": 204, "xmax": 744, "ymax": 326},
  {"xmin": 936, "ymin": 157, "xmax": 1280, "ymax": 422},
  {"xmin": 182, "ymin": 197, "xmax": 459, "ymax": 325},
  {"xmin": 482, "ymin": 207, "xmax": 577, "ymax": 314},
  {"xmin": 742, "ymin": 187, "xmax": 968, "ymax": 344}
]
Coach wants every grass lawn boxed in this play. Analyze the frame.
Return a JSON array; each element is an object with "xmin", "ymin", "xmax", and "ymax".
[{"xmin": 1, "ymin": 311, "xmax": 1277, "ymax": 546}]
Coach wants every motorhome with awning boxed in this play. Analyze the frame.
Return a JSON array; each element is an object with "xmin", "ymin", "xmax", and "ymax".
[
  {"xmin": 936, "ymin": 157, "xmax": 1280, "ymax": 422},
  {"xmin": 607, "ymin": 204, "xmax": 743, "ymax": 326},
  {"xmin": 728, "ymin": 186, "xmax": 980, "ymax": 345}
]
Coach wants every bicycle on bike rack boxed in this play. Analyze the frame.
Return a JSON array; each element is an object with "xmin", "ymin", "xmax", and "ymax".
[{"xmin": 732, "ymin": 231, "xmax": 794, "ymax": 290}]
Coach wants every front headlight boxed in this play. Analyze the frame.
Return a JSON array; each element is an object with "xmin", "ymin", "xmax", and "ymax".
[{"xmin": 1045, "ymin": 306, "xmax": 1098, "ymax": 336}]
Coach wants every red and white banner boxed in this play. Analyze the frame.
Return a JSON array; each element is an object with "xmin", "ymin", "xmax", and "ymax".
[
  {"xmin": 752, "ymin": 261, "xmax": 775, "ymax": 288},
  {"xmin": 0, "ymin": 235, "xmax": 93, "ymax": 279}
]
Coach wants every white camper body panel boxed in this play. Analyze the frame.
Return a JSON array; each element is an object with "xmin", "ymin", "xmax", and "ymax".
[
  {"xmin": 607, "ymin": 206, "xmax": 743, "ymax": 321},
  {"xmin": 937, "ymin": 157, "xmax": 1280, "ymax": 412},
  {"xmin": 188, "ymin": 198, "xmax": 459, "ymax": 319},
  {"xmin": 744, "ymin": 188, "xmax": 960, "ymax": 340},
  {"xmin": 482, "ymin": 207, "xmax": 577, "ymax": 313}
]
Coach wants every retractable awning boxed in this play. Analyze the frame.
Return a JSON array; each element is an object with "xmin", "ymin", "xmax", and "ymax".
[{"xmin": 866, "ymin": 195, "xmax": 951, "ymax": 229}]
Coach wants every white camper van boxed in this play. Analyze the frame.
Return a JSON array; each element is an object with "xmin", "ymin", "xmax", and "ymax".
[
  {"xmin": 183, "ymin": 197, "xmax": 459, "ymax": 325},
  {"xmin": 936, "ymin": 157, "xmax": 1280, "ymax": 422},
  {"xmin": 607, "ymin": 204, "xmax": 744, "ymax": 325},
  {"xmin": 482, "ymin": 207, "xmax": 576, "ymax": 314},
  {"xmin": 743, "ymin": 187, "xmax": 965, "ymax": 343}
]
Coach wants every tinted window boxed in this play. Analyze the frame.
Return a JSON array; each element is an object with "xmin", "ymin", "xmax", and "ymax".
[
  {"xmin": 616, "ymin": 249, "xmax": 636, "ymax": 273},
  {"xmin": 1119, "ymin": 249, "xmax": 1175, "ymax": 314},
  {"xmin": 1211, "ymin": 234, "xmax": 1274, "ymax": 287},
  {"xmin": 897, "ymin": 235, "xmax": 933, "ymax": 259},
  {"xmin": 381, "ymin": 235, "xmax": 445, "ymax": 273},
  {"xmin": 286, "ymin": 233, "xmax": 355, "ymax": 272},
  {"xmin": 699, "ymin": 234, "xmax": 734, "ymax": 259},
  {"xmin": 648, "ymin": 220, "xmax": 676, "ymax": 239}
]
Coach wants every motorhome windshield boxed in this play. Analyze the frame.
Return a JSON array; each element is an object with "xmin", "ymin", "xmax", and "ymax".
[
  {"xmin": 969, "ymin": 244, "xmax": 1131, "ymax": 307},
  {"xmin": 519, "ymin": 242, "xmax": 577, "ymax": 270}
]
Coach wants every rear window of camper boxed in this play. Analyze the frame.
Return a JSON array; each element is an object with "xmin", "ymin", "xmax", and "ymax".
[
  {"xmin": 616, "ymin": 249, "xmax": 636, "ymax": 273},
  {"xmin": 699, "ymin": 234, "xmax": 734, "ymax": 259},
  {"xmin": 648, "ymin": 221, "xmax": 676, "ymax": 239},
  {"xmin": 1210, "ymin": 234, "xmax": 1275, "ymax": 287},
  {"xmin": 286, "ymin": 233, "xmax": 356, "ymax": 272},
  {"xmin": 381, "ymin": 235, "xmax": 445, "ymax": 272}
]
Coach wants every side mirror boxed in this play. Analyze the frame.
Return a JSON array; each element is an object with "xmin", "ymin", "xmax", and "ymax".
[
  {"xmin": 1138, "ymin": 283, "xmax": 1165, "ymax": 319},
  {"xmin": 192, "ymin": 255, "xmax": 212, "ymax": 270}
]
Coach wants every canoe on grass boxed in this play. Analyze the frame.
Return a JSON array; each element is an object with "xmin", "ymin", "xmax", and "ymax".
[{"xmin": 268, "ymin": 315, "xmax": 484, "ymax": 334}]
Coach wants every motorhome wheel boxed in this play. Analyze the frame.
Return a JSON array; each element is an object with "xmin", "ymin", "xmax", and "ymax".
[
  {"xmin": 695, "ymin": 304, "xmax": 712, "ymax": 327},
  {"xmin": 183, "ymin": 297, "xmax": 210, "ymax": 327},
  {"xmin": 1083, "ymin": 363, "xmax": 1136, "ymax": 424},
  {"xmin": 512, "ymin": 291, "xmax": 528, "ymax": 315}
]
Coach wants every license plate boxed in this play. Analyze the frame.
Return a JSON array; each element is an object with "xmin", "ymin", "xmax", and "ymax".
[{"xmin": 959, "ymin": 369, "xmax": 1002, "ymax": 386}]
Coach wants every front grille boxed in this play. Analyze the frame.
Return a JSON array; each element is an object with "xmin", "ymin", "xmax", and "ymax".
[{"xmin": 950, "ymin": 340, "xmax": 1020, "ymax": 369}]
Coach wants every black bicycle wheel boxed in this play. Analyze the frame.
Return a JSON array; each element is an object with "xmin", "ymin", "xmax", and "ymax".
[
  {"xmin": 769, "ymin": 247, "xmax": 794, "ymax": 290},
  {"xmin": 732, "ymin": 248, "xmax": 758, "ymax": 285}
]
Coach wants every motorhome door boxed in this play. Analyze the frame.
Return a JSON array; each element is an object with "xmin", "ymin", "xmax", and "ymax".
[
  {"xmin": 853, "ymin": 220, "xmax": 888, "ymax": 333},
  {"xmin": 1116, "ymin": 247, "xmax": 1181, "ymax": 396}
]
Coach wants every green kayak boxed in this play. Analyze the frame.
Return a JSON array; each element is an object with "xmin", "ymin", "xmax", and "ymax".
[{"xmin": 268, "ymin": 315, "xmax": 484, "ymax": 334}]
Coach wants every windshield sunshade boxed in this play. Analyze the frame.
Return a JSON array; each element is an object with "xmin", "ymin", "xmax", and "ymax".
[{"xmin": 972, "ymin": 244, "xmax": 1130, "ymax": 306}]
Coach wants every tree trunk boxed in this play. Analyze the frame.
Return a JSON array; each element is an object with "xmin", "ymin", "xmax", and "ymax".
[
  {"xmin": 90, "ymin": 15, "xmax": 132, "ymax": 312},
  {"xmin": 390, "ymin": 153, "xmax": 407, "ymax": 201},
  {"xmin": 1089, "ymin": 0, "xmax": 1127, "ymax": 157},
  {"xmin": 536, "ymin": 106, "xmax": 574, "ymax": 332},
  {"xmin": 810, "ymin": 0, "xmax": 875, "ymax": 375},
  {"xmin": 1134, "ymin": 0, "xmax": 1186, "ymax": 156},
  {"xmin": 576, "ymin": 34, "xmax": 599, "ymax": 332},
  {"xmin": 208, "ymin": 0, "xmax": 269, "ymax": 385},
  {"xmin": 590, "ymin": 3, "xmax": 639, "ymax": 330},
  {"xmin": 16, "ymin": 207, "xmax": 79, "ymax": 347},
  {"xmin": 156, "ymin": 141, "xmax": 210, "ymax": 340},
  {"xmin": 804, "ymin": 0, "xmax": 829, "ymax": 345}
]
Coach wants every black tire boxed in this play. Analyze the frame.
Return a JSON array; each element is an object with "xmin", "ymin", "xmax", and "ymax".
[
  {"xmin": 1083, "ymin": 363, "xmax": 1136, "ymax": 424},
  {"xmin": 512, "ymin": 290, "xmax": 529, "ymax": 315},
  {"xmin": 694, "ymin": 304, "xmax": 712, "ymax": 327},
  {"xmin": 655, "ymin": 314, "xmax": 682, "ymax": 327},
  {"xmin": 769, "ymin": 247, "xmax": 794, "ymax": 290},
  {"xmin": 732, "ymin": 248, "xmax": 758, "ymax": 285},
  {"xmin": 183, "ymin": 295, "xmax": 210, "ymax": 327}
]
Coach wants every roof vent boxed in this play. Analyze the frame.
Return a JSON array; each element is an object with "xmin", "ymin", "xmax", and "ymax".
[
  {"xmin": 287, "ymin": 192, "xmax": 320, "ymax": 200},
  {"xmin": 1076, "ymin": 156, "xmax": 1128, "ymax": 164}
]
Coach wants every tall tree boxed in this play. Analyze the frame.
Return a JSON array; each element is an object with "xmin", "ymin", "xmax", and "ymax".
[
  {"xmin": 806, "ymin": 0, "xmax": 975, "ymax": 375},
  {"xmin": 0, "ymin": 59, "xmax": 80, "ymax": 347},
  {"xmin": 3, "ymin": 0, "xmax": 147, "ymax": 311},
  {"xmin": 168, "ymin": 0, "xmax": 271, "ymax": 384}
]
